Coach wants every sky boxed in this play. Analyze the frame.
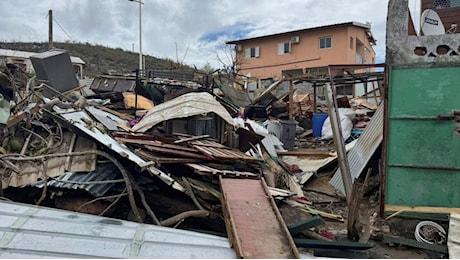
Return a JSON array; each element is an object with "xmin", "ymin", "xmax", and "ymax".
[{"xmin": 0, "ymin": 0, "xmax": 422, "ymax": 70}]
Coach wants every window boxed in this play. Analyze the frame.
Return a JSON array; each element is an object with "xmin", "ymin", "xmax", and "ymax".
[
  {"xmin": 278, "ymin": 42, "xmax": 291, "ymax": 55},
  {"xmin": 319, "ymin": 37, "xmax": 332, "ymax": 49},
  {"xmin": 245, "ymin": 47, "xmax": 260, "ymax": 58},
  {"xmin": 336, "ymin": 84, "xmax": 353, "ymax": 96}
]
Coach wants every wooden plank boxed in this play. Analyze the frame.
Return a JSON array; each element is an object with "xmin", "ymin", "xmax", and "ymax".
[
  {"xmin": 276, "ymin": 150, "xmax": 335, "ymax": 157},
  {"xmin": 190, "ymin": 139, "xmax": 227, "ymax": 148},
  {"xmin": 174, "ymin": 135, "xmax": 210, "ymax": 144},
  {"xmin": 312, "ymin": 248, "xmax": 369, "ymax": 259},
  {"xmin": 220, "ymin": 177, "xmax": 300, "ymax": 258},
  {"xmin": 116, "ymin": 137, "xmax": 199, "ymax": 153},
  {"xmin": 134, "ymin": 149, "xmax": 201, "ymax": 165},
  {"xmin": 294, "ymin": 239, "xmax": 374, "ymax": 250},
  {"xmin": 144, "ymin": 145, "xmax": 209, "ymax": 160},
  {"xmin": 288, "ymin": 215, "xmax": 325, "ymax": 236},
  {"xmin": 385, "ymin": 205, "xmax": 460, "ymax": 214},
  {"xmin": 6, "ymin": 104, "xmax": 40, "ymax": 128}
]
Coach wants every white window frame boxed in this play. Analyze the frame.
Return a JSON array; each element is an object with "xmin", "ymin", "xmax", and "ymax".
[
  {"xmin": 245, "ymin": 47, "xmax": 260, "ymax": 58},
  {"xmin": 278, "ymin": 42, "xmax": 291, "ymax": 55},
  {"xmin": 319, "ymin": 37, "xmax": 332, "ymax": 49}
]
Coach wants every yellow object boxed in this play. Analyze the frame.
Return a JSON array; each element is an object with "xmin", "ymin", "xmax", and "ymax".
[{"xmin": 122, "ymin": 92, "xmax": 154, "ymax": 110}]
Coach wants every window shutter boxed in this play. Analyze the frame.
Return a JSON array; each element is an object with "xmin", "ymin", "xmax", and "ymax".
[
  {"xmin": 278, "ymin": 43, "xmax": 284, "ymax": 55},
  {"xmin": 255, "ymin": 47, "xmax": 260, "ymax": 57},
  {"xmin": 245, "ymin": 48, "xmax": 250, "ymax": 58}
]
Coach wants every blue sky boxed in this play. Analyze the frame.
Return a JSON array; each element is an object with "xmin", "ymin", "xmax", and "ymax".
[{"xmin": 0, "ymin": 0, "xmax": 422, "ymax": 69}]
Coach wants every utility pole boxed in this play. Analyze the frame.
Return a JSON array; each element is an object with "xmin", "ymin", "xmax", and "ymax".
[
  {"xmin": 128, "ymin": 0, "xmax": 143, "ymax": 74},
  {"xmin": 48, "ymin": 10, "xmax": 53, "ymax": 50}
]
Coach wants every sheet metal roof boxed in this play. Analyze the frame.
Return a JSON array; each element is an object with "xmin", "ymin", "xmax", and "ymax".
[
  {"xmin": 226, "ymin": 21, "xmax": 375, "ymax": 45},
  {"xmin": 0, "ymin": 200, "xmax": 236, "ymax": 258}
]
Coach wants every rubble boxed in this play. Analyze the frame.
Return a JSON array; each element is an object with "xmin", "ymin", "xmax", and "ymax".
[{"xmin": 0, "ymin": 47, "xmax": 453, "ymax": 259}]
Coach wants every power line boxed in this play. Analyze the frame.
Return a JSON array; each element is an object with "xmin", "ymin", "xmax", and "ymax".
[{"xmin": 45, "ymin": 12, "xmax": 73, "ymax": 41}]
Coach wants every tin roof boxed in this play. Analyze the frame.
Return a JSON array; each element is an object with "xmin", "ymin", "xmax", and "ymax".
[{"xmin": 0, "ymin": 200, "xmax": 236, "ymax": 258}]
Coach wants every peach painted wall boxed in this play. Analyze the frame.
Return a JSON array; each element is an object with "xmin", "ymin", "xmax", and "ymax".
[{"xmin": 234, "ymin": 25, "xmax": 376, "ymax": 80}]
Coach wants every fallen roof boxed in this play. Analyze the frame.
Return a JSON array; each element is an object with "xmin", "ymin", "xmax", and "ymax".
[
  {"xmin": 0, "ymin": 200, "xmax": 236, "ymax": 258},
  {"xmin": 132, "ymin": 92, "xmax": 234, "ymax": 132}
]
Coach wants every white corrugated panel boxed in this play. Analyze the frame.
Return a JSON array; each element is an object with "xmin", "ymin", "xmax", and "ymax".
[
  {"xmin": 329, "ymin": 101, "xmax": 384, "ymax": 196},
  {"xmin": 0, "ymin": 200, "xmax": 236, "ymax": 258},
  {"xmin": 449, "ymin": 213, "xmax": 460, "ymax": 259}
]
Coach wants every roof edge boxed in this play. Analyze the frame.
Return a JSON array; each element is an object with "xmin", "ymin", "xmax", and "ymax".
[{"xmin": 226, "ymin": 21, "xmax": 374, "ymax": 44}]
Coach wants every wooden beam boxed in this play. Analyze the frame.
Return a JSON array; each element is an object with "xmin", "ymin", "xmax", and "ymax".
[
  {"xmin": 288, "ymin": 215, "xmax": 325, "ymax": 236},
  {"xmin": 144, "ymin": 145, "xmax": 210, "ymax": 160},
  {"xmin": 385, "ymin": 205, "xmax": 460, "ymax": 214},
  {"xmin": 276, "ymin": 150, "xmax": 335, "ymax": 157},
  {"xmin": 294, "ymin": 239, "xmax": 374, "ymax": 250}
]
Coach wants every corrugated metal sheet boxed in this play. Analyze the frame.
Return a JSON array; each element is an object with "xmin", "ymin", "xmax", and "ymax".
[
  {"xmin": 282, "ymin": 155, "xmax": 337, "ymax": 184},
  {"xmin": 261, "ymin": 134, "xmax": 286, "ymax": 158},
  {"xmin": 329, "ymin": 101, "xmax": 384, "ymax": 196},
  {"xmin": 448, "ymin": 213, "xmax": 460, "ymax": 259},
  {"xmin": 0, "ymin": 200, "xmax": 236, "ymax": 258},
  {"xmin": 50, "ymin": 106, "xmax": 184, "ymax": 192},
  {"xmin": 132, "ymin": 92, "xmax": 233, "ymax": 132},
  {"xmin": 34, "ymin": 163, "xmax": 119, "ymax": 197},
  {"xmin": 86, "ymin": 106, "xmax": 128, "ymax": 131}
]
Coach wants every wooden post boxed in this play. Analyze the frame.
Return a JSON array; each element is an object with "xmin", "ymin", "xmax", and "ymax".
[
  {"xmin": 324, "ymin": 83, "xmax": 352, "ymax": 203},
  {"xmin": 48, "ymin": 10, "xmax": 53, "ymax": 50},
  {"xmin": 289, "ymin": 79, "xmax": 294, "ymax": 120}
]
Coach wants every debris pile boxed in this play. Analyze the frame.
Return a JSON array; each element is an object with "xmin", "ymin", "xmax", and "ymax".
[{"xmin": 0, "ymin": 50, "xmax": 452, "ymax": 258}]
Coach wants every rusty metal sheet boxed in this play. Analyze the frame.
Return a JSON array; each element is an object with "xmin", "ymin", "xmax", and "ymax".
[{"xmin": 220, "ymin": 177, "xmax": 300, "ymax": 258}]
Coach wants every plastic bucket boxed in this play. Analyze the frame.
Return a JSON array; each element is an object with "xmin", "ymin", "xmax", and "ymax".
[{"xmin": 312, "ymin": 112, "xmax": 329, "ymax": 137}]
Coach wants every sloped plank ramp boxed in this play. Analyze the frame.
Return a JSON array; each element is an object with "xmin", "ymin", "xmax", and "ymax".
[{"xmin": 220, "ymin": 177, "xmax": 299, "ymax": 259}]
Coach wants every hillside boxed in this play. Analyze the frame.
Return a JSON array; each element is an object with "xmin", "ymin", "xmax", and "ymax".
[{"xmin": 0, "ymin": 41, "xmax": 194, "ymax": 77}]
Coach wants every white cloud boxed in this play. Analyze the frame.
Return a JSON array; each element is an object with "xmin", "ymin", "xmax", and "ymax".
[{"xmin": 0, "ymin": 0, "xmax": 392, "ymax": 70}]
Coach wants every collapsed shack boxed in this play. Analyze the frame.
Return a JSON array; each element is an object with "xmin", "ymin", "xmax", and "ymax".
[{"xmin": 0, "ymin": 50, "xmax": 453, "ymax": 258}]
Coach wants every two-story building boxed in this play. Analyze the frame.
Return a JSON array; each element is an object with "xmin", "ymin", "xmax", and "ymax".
[{"xmin": 226, "ymin": 22, "xmax": 377, "ymax": 81}]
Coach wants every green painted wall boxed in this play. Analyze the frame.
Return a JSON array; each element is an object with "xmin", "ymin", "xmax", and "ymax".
[{"xmin": 386, "ymin": 64, "xmax": 460, "ymax": 208}]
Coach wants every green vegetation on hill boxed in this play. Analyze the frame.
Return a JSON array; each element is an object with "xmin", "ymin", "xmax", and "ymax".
[{"xmin": 0, "ymin": 41, "xmax": 194, "ymax": 77}]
